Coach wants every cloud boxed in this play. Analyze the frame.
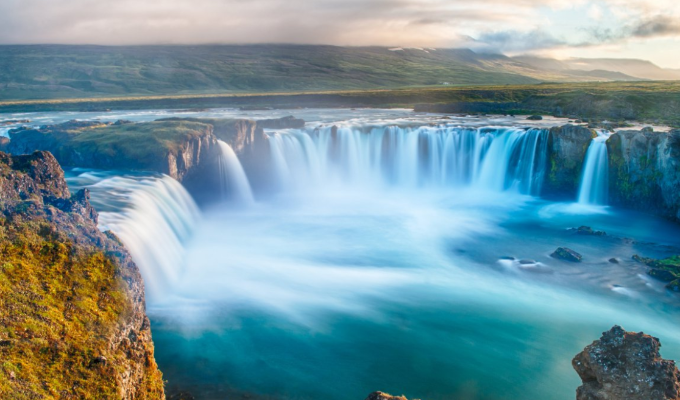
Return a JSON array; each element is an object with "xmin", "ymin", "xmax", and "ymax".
[
  {"xmin": 0, "ymin": 0, "xmax": 551, "ymax": 46},
  {"xmin": 587, "ymin": 4, "xmax": 603, "ymax": 20},
  {"xmin": 474, "ymin": 30, "xmax": 568, "ymax": 52},
  {"xmin": 0, "ymin": 0, "xmax": 677, "ymax": 67},
  {"xmin": 630, "ymin": 15, "xmax": 680, "ymax": 38}
]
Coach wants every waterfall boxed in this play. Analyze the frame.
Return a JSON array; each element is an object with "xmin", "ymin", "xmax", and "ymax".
[
  {"xmin": 265, "ymin": 126, "xmax": 549, "ymax": 195},
  {"xmin": 578, "ymin": 131, "xmax": 611, "ymax": 205},
  {"xmin": 217, "ymin": 140, "xmax": 255, "ymax": 204},
  {"xmin": 85, "ymin": 175, "xmax": 201, "ymax": 302}
]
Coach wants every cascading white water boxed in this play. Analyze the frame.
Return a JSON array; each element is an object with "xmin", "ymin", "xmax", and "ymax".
[
  {"xmin": 87, "ymin": 175, "xmax": 201, "ymax": 301},
  {"xmin": 217, "ymin": 140, "xmax": 255, "ymax": 204},
  {"xmin": 266, "ymin": 125, "xmax": 549, "ymax": 195},
  {"xmin": 578, "ymin": 131, "xmax": 612, "ymax": 205}
]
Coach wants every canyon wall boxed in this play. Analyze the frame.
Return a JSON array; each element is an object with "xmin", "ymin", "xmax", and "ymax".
[
  {"xmin": 0, "ymin": 151, "xmax": 164, "ymax": 399},
  {"xmin": 606, "ymin": 129, "xmax": 680, "ymax": 222},
  {"xmin": 4, "ymin": 120, "xmax": 220, "ymax": 182}
]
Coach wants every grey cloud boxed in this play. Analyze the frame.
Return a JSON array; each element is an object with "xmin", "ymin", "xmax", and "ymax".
[
  {"xmin": 0, "ymin": 0, "xmax": 538, "ymax": 45},
  {"xmin": 630, "ymin": 15, "xmax": 680, "ymax": 37}
]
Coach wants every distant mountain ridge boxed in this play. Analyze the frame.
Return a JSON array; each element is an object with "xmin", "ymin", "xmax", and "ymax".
[
  {"xmin": 513, "ymin": 56, "xmax": 680, "ymax": 81},
  {"xmin": 0, "ymin": 44, "xmax": 677, "ymax": 100}
]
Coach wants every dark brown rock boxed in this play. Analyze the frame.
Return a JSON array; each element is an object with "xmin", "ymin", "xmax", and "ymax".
[
  {"xmin": 573, "ymin": 325, "xmax": 680, "ymax": 400},
  {"xmin": 365, "ymin": 392, "xmax": 409, "ymax": 400}
]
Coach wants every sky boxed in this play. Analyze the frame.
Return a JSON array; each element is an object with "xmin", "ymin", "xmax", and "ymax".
[{"xmin": 0, "ymin": 0, "xmax": 678, "ymax": 68}]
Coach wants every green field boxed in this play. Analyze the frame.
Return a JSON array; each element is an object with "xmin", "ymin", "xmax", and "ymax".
[
  {"xmin": 2, "ymin": 44, "xmax": 665, "ymax": 102},
  {"xmin": 1, "ymin": 81, "xmax": 679, "ymax": 127}
]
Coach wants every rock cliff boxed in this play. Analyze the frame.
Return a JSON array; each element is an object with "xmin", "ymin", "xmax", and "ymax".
[
  {"xmin": 607, "ymin": 129, "xmax": 680, "ymax": 221},
  {"xmin": 542, "ymin": 125, "xmax": 597, "ymax": 199},
  {"xmin": 0, "ymin": 151, "xmax": 164, "ymax": 399},
  {"xmin": 5, "ymin": 120, "xmax": 220, "ymax": 182},
  {"xmin": 573, "ymin": 325, "xmax": 680, "ymax": 400}
]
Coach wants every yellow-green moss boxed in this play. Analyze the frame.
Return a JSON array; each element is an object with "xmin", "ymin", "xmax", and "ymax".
[{"xmin": 0, "ymin": 220, "xmax": 163, "ymax": 399}]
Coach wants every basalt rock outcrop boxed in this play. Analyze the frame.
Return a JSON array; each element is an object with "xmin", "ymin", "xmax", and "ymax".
[
  {"xmin": 543, "ymin": 125, "xmax": 597, "ymax": 199},
  {"xmin": 607, "ymin": 129, "xmax": 680, "ymax": 222},
  {"xmin": 573, "ymin": 325, "xmax": 680, "ymax": 400},
  {"xmin": 0, "ymin": 151, "xmax": 164, "ymax": 399},
  {"xmin": 5, "ymin": 120, "xmax": 220, "ymax": 182}
]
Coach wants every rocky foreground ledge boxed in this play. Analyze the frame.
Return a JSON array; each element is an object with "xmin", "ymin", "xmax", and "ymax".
[
  {"xmin": 573, "ymin": 326, "xmax": 680, "ymax": 400},
  {"xmin": 0, "ymin": 151, "xmax": 164, "ymax": 398}
]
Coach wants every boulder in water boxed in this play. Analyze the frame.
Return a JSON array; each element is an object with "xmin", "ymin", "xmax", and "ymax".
[
  {"xmin": 527, "ymin": 115, "xmax": 543, "ymax": 120},
  {"xmin": 365, "ymin": 392, "xmax": 408, "ymax": 400},
  {"xmin": 576, "ymin": 226, "xmax": 606, "ymax": 236},
  {"xmin": 573, "ymin": 325, "xmax": 680, "ymax": 400},
  {"xmin": 632, "ymin": 254, "xmax": 680, "ymax": 291},
  {"xmin": 551, "ymin": 247, "xmax": 582, "ymax": 262},
  {"xmin": 609, "ymin": 257, "xmax": 620, "ymax": 264}
]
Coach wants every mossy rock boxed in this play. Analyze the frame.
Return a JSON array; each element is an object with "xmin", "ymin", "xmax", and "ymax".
[{"xmin": 551, "ymin": 247, "xmax": 583, "ymax": 262}]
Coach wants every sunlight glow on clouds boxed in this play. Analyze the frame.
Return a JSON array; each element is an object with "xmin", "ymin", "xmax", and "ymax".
[{"xmin": 0, "ymin": 0, "xmax": 678, "ymax": 67}]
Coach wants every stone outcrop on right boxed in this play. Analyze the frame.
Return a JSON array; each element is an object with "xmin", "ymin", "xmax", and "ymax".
[
  {"xmin": 573, "ymin": 325, "xmax": 680, "ymax": 400},
  {"xmin": 607, "ymin": 129, "xmax": 680, "ymax": 222}
]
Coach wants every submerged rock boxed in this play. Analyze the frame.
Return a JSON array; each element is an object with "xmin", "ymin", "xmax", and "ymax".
[
  {"xmin": 632, "ymin": 254, "xmax": 680, "ymax": 291},
  {"xmin": 551, "ymin": 247, "xmax": 583, "ymax": 262},
  {"xmin": 527, "ymin": 115, "xmax": 543, "ymax": 120},
  {"xmin": 576, "ymin": 226, "xmax": 606, "ymax": 236},
  {"xmin": 573, "ymin": 325, "xmax": 680, "ymax": 400},
  {"xmin": 365, "ymin": 392, "xmax": 409, "ymax": 400},
  {"xmin": 609, "ymin": 257, "xmax": 620, "ymax": 264}
]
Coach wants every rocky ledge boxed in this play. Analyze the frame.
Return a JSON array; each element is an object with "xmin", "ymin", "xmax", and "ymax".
[
  {"xmin": 573, "ymin": 325, "xmax": 680, "ymax": 400},
  {"xmin": 3, "ymin": 120, "xmax": 219, "ymax": 182},
  {"xmin": 607, "ymin": 129, "xmax": 680, "ymax": 222},
  {"xmin": 1, "ymin": 116, "xmax": 305, "ymax": 204},
  {"xmin": 0, "ymin": 151, "xmax": 164, "ymax": 399}
]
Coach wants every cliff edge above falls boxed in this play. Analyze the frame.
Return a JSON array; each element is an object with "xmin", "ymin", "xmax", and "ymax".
[
  {"xmin": 607, "ymin": 129, "xmax": 680, "ymax": 222},
  {"xmin": 0, "ymin": 151, "xmax": 164, "ymax": 399},
  {"xmin": 573, "ymin": 325, "xmax": 680, "ymax": 400},
  {"xmin": 3, "ymin": 120, "xmax": 220, "ymax": 182}
]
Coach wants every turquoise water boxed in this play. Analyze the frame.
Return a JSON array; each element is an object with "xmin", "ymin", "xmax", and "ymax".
[
  {"xmin": 147, "ymin": 188, "xmax": 680, "ymax": 400},
  {"xmin": 55, "ymin": 109, "xmax": 680, "ymax": 400}
]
